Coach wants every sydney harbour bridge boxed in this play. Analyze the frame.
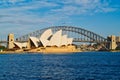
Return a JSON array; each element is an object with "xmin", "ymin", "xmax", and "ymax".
[{"xmin": 16, "ymin": 26, "xmax": 107, "ymax": 43}]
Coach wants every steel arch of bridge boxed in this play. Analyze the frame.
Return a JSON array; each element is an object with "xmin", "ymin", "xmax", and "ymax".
[{"xmin": 16, "ymin": 26, "xmax": 107, "ymax": 43}]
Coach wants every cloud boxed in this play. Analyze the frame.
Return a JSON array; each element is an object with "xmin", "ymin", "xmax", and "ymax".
[
  {"xmin": 8, "ymin": 0, "xmax": 23, "ymax": 3},
  {"xmin": 51, "ymin": 0, "xmax": 118, "ymax": 16},
  {"xmin": 0, "ymin": 0, "xmax": 119, "ymax": 39}
]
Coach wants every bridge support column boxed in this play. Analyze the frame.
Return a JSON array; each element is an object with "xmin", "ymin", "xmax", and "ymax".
[
  {"xmin": 7, "ymin": 33, "xmax": 15, "ymax": 49},
  {"xmin": 107, "ymin": 35, "xmax": 117, "ymax": 50},
  {"xmin": 27, "ymin": 39, "xmax": 31, "ymax": 49}
]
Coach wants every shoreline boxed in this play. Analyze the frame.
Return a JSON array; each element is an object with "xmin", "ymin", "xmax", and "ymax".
[
  {"xmin": 0, "ymin": 47, "xmax": 120, "ymax": 54},
  {"xmin": 0, "ymin": 50, "xmax": 119, "ymax": 54},
  {"xmin": 0, "ymin": 49, "xmax": 81, "ymax": 54}
]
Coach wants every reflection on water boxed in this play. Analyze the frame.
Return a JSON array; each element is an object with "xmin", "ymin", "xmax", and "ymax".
[{"xmin": 0, "ymin": 52, "xmax": 120, "ymax": 80}]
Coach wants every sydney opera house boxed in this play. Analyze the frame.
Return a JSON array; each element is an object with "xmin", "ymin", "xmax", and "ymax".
[{"xmin": 12, "ymin": 29, "xmax": 75, "ymax": 53}]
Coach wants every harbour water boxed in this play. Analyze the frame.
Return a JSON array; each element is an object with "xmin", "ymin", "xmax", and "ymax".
[{"xmin": 0, "ymin": 52, "xmax": 120, "ymax": 80}]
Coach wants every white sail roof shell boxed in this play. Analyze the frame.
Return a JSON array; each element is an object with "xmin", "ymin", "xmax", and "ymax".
[
  {"xmin": 40, "ymin": 29, "xmax": 52, "ymax": 47},
  {"xmin": 22, "ymin": 43, "xmax": 27, "ymax": 47},
  {"xmin": 29, "ymin": 37, "xmax": 39, "ymax": 47},
  {"xmin": 14, "ymin": 42, "xmax": 27, "ymax": 49},
  {"xmin": 67, "ymin": 38, "xmax": 73, "ymax": 45},
  {"xmin": 14, "ymin": 42, "xmax": 22, "ymax": 49},
  {"xmin": 49, "ymin": 30, "xmax": 62, "ymax": 47},
  {"xmin": 61, "ymin": 35, "xmax": 68, "ymax": 46}
]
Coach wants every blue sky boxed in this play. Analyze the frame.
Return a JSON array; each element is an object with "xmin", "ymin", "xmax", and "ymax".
[{"xmin": 0, "ymin": 0, "xmax": 120, "ymax": 40}]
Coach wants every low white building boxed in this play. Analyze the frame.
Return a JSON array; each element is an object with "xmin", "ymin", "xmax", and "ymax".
[{"xmin": 14, "ymin": 29, "xmax": 73, "ymax": 49}]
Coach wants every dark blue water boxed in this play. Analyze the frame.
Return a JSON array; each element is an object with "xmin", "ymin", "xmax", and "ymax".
[{"xmin": 0, "ymin": 52, "xmax": 120, "ymax": 80}]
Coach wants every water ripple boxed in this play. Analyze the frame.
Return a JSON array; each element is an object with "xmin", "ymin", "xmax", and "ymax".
[{"xmin": 0, "ymin": 52, "xmax": 120, "ymax": 80}]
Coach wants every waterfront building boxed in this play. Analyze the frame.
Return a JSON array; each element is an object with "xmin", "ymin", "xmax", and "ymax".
[{"xmin": 12, "ymin": 29, "xmax": 73, "ymax": 49}]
